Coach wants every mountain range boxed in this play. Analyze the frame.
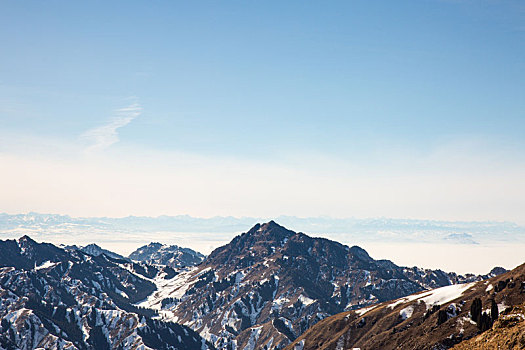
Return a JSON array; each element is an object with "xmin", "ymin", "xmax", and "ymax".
[
  {"xmin": 0, "ymin": 221, "xmax": 515, "ymax": 350},
  {"xmin": 134, "ymin": 221, "xmax": 502, "ymax": 349},
  {"xmin": 0, "ymin": 236, "xmax": 213, "ymax": 350},
  {"xmin": 2, "ymin": 212, "xmax": 523, "ymax": 246}
]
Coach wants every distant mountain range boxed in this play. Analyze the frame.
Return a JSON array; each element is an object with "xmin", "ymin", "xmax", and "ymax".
[
  {"xmin": 1, "ymin": 212, "xmax": 523, "ymax": 246},
  {"xmin": 0, "ymin": 222, "xmax": 514, "ymax": 350}
]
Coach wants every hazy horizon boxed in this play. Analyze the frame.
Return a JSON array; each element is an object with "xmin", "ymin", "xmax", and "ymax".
[{"xmin": 2, "ymin": 211, "xmax": 524, "ymax": 274}]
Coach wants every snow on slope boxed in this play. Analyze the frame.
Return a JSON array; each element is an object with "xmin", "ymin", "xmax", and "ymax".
[
  {"xmin": 387, "ymin": 282, "xmax": 475, "ymax": 310},
  {"xmin": 136, "ymin": 267, "xmax": 199, "ymax": 310},
  {"xmin": 34, "ymin": 260, "xmax": 58, "ymax": 270}
]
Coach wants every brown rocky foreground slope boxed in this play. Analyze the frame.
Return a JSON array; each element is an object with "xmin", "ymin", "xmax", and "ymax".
[
  {"xmin": 452, "ymin": 303, "xmax": 525, "ymax": 350},
  {"xmin": 286, "ymin": 262, "xmax": 525, "ymax": 350}
]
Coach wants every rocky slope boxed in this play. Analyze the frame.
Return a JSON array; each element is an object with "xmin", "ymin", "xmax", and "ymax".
[
  {"xmin": 286, "ymin": 262, "xmax": 525, "ymax": 350},
  {"xmin": 452, "ymin": 302, "xmax": 525, "ymax": 350},
  {"xmin": 138, "ymin": 221, "xmax": 495, "ymax": 349},
  {"xmin": 0, "ymin": 236, "xmax": 214, "ymax": 350},
  {"xmin": 129, "ymin": 242, "xmax": 205, "ymax": 268},
  {"xmin": 63, "ymin": 243, "xmax": 130, "ymax": 262}
]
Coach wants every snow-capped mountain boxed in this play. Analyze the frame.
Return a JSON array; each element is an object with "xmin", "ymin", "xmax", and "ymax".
[
  {"xmin": 129, "ymin": 243, "xmax": 205, "ymax": 268},
  {"xmin": 0, "ymin": 222, "xmax": 507, "ymax": 350},
  {"xmin": 138, "ymin": 221, "xmax": 499, "ymax": 349},
  {"xmin": 0, "ymin": 236, "xmax": 214, "ymax": 350},
  {"xmin": 286, "ymin": 262, "xmax": 525, "ymax": 350}
]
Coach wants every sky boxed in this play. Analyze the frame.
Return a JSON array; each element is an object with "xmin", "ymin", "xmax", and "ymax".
[{"xmin": 1, "ymin": 0, "xmax": 524, "ymax": 224}]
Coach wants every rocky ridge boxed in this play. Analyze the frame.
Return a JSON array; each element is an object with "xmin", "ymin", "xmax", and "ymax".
[
  {"xmin": 129, "ymin": 242, "xmax": 205, "ymax": 268},
  {"xmin": 139, "ymin": 221, "xmax": 496, "ymax": 349},
  {"xmin": 0, "ymin": 236, "xmax": 214, "ymax": 350},
  {"xmin": 62, "ymin": 243, "xmax": 130, "ymax": 262},
  {"xmin": 286, "ymin": 262, "xmax": 525, "ymax": 350}
]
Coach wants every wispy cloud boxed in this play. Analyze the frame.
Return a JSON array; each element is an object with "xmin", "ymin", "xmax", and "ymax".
[{"xmin": 82, "ymin": 103, "xmax": 142, "ymax": 153}]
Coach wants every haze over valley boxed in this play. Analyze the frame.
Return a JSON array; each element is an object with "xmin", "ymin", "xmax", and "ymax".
[{"xmin": 1, "ymin": 213, "xmax": 524, "ymax": 274}]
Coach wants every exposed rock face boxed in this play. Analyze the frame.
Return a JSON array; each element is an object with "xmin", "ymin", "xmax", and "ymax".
[
  {"xmin": 0, "ymin": 236, "xmax": 214, "ymax": 350},
  {"xmin": 285, "ymin": 262, "xmax": 525, "ymax": 350},
  {"xmin": 489, "ymin": 266, "xmax": 508, "ymax": 277},
  {"xmin": 129, "ymin": 242, "xmax": 205, "ymax": 268},
  {"xmin": 140, "ymin": 221, "xmax": 492, "ymax": 349}
]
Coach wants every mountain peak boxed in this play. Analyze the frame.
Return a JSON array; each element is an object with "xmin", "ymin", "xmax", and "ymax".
[
  {"xmin": 83, "ymin": 243, "xmax": 101, "ymax": 249},
  {"xmin": 489, "ymin": 266, "xmax": 507, "ymax": 276},
  {"xmin": 18, "ymin": 235, "xmax": 36, "ymax": 244},
  {"xmin": 80, "ymin": 243, "xmax": 129, "ymax": 261},
  {"xmin": 205, "ymin": 221, "xmax": 295, "ymax": 267},
  {"xmin": 261, "ymin": 220, "xmax": 280, "ymax": 228},
  {"xmin": 128, "ymin": 242, "xmax": 204, "ymax": 268},
  {"xmin": 247, "ymin": 220, "xmax": 293, "ymax": 237},
  {"xmin": 349, "ymin": 245, "xmax": 372, "ymax": 261},
  {"xmin": 17, "ymin": 235, "xmax": 38, "ymax": 254}
]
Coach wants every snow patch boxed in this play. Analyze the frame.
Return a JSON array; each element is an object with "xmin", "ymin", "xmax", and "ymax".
[
  {"xmin": 235, "ymin": 271, "xmax": 246, "ymax": 284},
  {"xmin": 293, "ymin": 339, "xmax": 305, "ymax": 350},
  {"xmin": 335, "ymin": 336, "xmax": 345, "ymax": 350},
  {"xmin": 136, "ymin": 266, "xmax": 197, "ymax": 311},
  {"xmin": 35, "ymin": 261, "xmax": 58, "ymax": 271},
  {"xmin": 498, "ymin": 302, "xmax": 508, "ymax": 314},
  {"xmin": 298, "ymin": 294, "xmax": 315, "ymax": 306},
  {"xmin": 272, "ymin": 295, "xmax": 290, "ymax": 312},
  {"xmin": 388, "ymin": 282, "xmax": 475, "ymax": 310},
  {"xmin": 399, "ymin": 305, "xmax": 414, "ymax": 320},
  {"xmin": 355, "ymin": 305, "xmax": 377, "ymax": 316},
  {"xmin": 115, "ymin": 288, "xmax": 129, "ymax": 299},
  {"xmin": 417, "ymin": 282, "xmax": 475, "ymax": 309},
  {"xmin": 243, "ymin": 326, "xmax": 263, "ymax": 350}
]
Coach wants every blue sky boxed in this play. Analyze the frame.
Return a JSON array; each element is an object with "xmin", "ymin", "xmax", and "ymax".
[{"xmin": 0, "ymin": 1, "xmax": 524, "ymax": 222}]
